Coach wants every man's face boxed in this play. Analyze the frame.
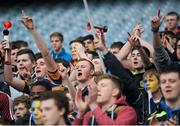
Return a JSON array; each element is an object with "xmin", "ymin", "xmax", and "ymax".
[
  {"xmin": 41, "ymin": 99, "xmax": 64, "ymax": 125},
  {"xmin": 14, "ymin": 103, "xmax": 28, "ymax": 119},
  {"xmin": 83, "ymin": 39, "xmax": 95, "ymax": 51},
  {"xmin": 75, "ymin": 60, "xmax": 94, "ymax": 82},
  {"xmin": 145, "ymin": 74, "xmax": 159, "ymax": 94},
  {"xmin": 70, "ymin": 42, "xmax": 82, "ymax": 60},
  {"xmin": 110, "ymin": 47, "xmax": 120, "ymax": 55},
  {"xmin": 92, "ymin": 58, "xmax": 103, "ymax": 74},
  {"xmin": 130, "ymin": 49, "xmax": 144, "ymax": 70},
  {"xmin": 11, "ymin": 48, "xmax": 18, "ymax": 66},
  {"xmin": 30, "ymin": 85, "xmax": 47, "ymax": 100},
  {"xmin": 165, "ymin": 15, "xmax": 178, "ymax": 31},
  {"xmin": 35, "ymin": 58, "xmax": 47, "ymax": 78},
  {"xmin": 176, "ymin": 40, "xmax": 180, "ymax": 60},
  {"xmin": 31, "ymin": 100, "xmax": 43, "ymax": 125},
  {"xmin": 50, "ymin": 36, "xmax": 62, "ymax": 52},
  {"xmin": 160, "ymin": 72, "xmax": 180, "ymax": 101},
  {"xmin": 16, "ymin": 54, "xmax": 34, "ymax": 75},
  {"xmin": 96, "ymin": 79, "xmax": 118, "ymax": 105}
]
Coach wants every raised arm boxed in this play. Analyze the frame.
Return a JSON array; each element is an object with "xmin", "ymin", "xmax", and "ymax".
[
  {"xmin": 151, "ymin": 10, "xmax": 171, "ymax": 70},
  {"xmin": 2, "ymin": 40, "xmax": 26, "ymax": 92},
  {"xmin": 21, "ymin": 11, "xmax": 57, "ymax": 73},
  {"xmin": 94, "ymin": 31, "xmax": 141, "ymax": 105}
]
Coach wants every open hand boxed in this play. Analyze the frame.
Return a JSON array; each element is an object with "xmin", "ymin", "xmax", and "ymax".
[
  {"xmin": 75, "ymin": 88, "xmax": 88, "ymax": 114},
  {"xmin": 94, "ymin": 31, "xmax": 107, "ymax": 52}
]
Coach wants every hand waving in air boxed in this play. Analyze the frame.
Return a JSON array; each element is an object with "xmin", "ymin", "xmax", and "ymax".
[
  {"xmin": 21, "ymin": 10, "xmax": 35, "ymax": 30},
  {"xmin": 151, "ymin": 9, "xmax": 165, "ymax": 30}
]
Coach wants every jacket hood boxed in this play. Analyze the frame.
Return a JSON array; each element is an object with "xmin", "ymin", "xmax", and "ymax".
[{"xmin": 115, "ymin": 96, "xmax": 127, "ymax": 106}]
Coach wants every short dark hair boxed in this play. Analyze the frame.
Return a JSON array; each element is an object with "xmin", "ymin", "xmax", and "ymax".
[
  {"xmin": 131, "ymin": 45, "xmax": 150, "ymax": 57},
  {"xmin": 12, "ymin": 40, "xmax": 28, "ymax": 49},
  {"xmin": 17, "ymin": 49, "xmax": 35, "ymax": 62},
  {"xmin": 11, "ymin": 42, "xmax": 19, "ymax": 50},
  {"xmin": 110, "ymin": 41, "xmax": 124, "ymax": 50},
  {"xmin": 13, "ymin": 95, "xmax": 30, "ymax": 109},
  {"xmin": 95, "ymin": 74, "xmax": 122, "ymax": 98},
  {"xmin": 40, "ymin": 91, "xmax": 70, "ymax": 125},
  {"xmin": 35, "ymin": 52, "xmax": 43, "ymax": 61},
  {"xmin": 31, "ymin": 79, "xmax": 52, "ymax": 92},
  {"xmin": 82, "ymin": 34, "xmax": 94, "ymax": 41},
  {"xmin": 167, "ymin": 11, "xmax": 179, "ymax": 20},
  {"xmin": 55, "ymin": 58, "xmax": 70, "ymax": 68},
  {"xmin": 50, "ymin": 32, "xmax": 64, "ymax": 42},
  {"xmin": 85, "ymin": 51, "xmax": 99, "ymax": 59},
  {"xmin": 69, "ymin": 36, "xmax": 84, "ymax": 46},
  {"xmin": 159, "ymin": 65, "xmax": 180, "ymax": 78}
]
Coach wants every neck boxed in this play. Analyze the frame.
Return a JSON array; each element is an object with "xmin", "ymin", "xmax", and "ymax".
[
  {"xmin": 78, "ymin": 77, "xmax": 93, "ymax": 89},
  {"xmin": 134, "ymin": 68, "xmax": 145, "ymax": 74},
  {"xmin": 166, "ymin": 97, "xmax": 180, "ymax": 110},
  {"xmin": 168, "ymin": 26, "xmax": 177, "ymax": 33},
  {"xmin": 101, "ymin": 98, "xmax": 116, "ymax": 112},
  {"xmin": 55, "ymin": 47, "xmax": 62, "ymax": 53},
  {"xmin": 152, "ymin": 90, "xmax": 162, "ymax": 102},
  {"xmin": 57, "ymin": 117, "xmax": 66, "ymax": 125}
]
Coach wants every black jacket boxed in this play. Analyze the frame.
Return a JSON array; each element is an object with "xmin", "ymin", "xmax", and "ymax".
[{"xmin": 103, "ymin": 52, "xmax": 148, "ymax": 124}]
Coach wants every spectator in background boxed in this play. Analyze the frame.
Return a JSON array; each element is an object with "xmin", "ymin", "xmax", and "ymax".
[
  {"xmin": 13, "ymin": 95, "xmax": 31, "ymax": 125},
  {"xmin": 11, "ymin": 42, "xmax": 19, "ymax": 73},
  {"xmin": 110, "ymin": 41, "xmax": 124, "ymax": 55},
  {"xmin": 69, "ymin": 37, "xmax": 84, "ymax": 66},
  {"xmin": 29, "ymin": 79, "xmax": 52, "ymax": 100},
  {"xmin": 164, "ymin": 11, "xmax": 180, "ymax": 36},
  {"xmin": 11, "ymin": 40, "xmax": 29, "ymax": 73},
  {"xmin": 30, "ymin": 96, "xmax": 43, "ymax": 125},
  {"xmin": 143, "ymin": 69, "xmax": 162, "ymax": 114},
  {"xmin": 50, "ymin": 32, "xmax": 71, "ymax": 62},
  {"xmin": 151, "ymin": 10, "xmax": 180, "ymax": 71},
  {"xmin": 13, "ymin": 95, "xmax": 30, "ymax": 119},
  {"xmin": 85, "ymin": 50, "xmax": 98, "ymax": 60},
  {"xmin": 82, "ymin": 34, "xmax": 95, "ymax": 52}
]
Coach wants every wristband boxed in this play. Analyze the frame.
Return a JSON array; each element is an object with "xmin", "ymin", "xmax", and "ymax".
[
  {"xmin": 4, "ymin": 61, "xmax": 11, "ymax": 65},
  {"xmin": 151, "ymin": 27, "xmax": 159, "ymax": 33}
]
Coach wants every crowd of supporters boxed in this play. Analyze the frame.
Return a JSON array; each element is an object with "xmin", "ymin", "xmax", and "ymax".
[{"xmin": 0, "ymin": 8, "xmax": 179, "ymax": 125}]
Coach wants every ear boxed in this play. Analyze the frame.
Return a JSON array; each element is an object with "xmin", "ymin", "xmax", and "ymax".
[
  {"xmin": 59, "ymin": 108, "xmax": 65, "ymax": 116},
  {"xmin": 90, "ymin": 69, "xmax": 95, "ymax": 76},
  {"xmin": 32, "ymin": 61, "xmax": 36, "ymax": 68},
  {"xmin": 112, "ymin": 88, "xmax": 120, "ymax": 97}
]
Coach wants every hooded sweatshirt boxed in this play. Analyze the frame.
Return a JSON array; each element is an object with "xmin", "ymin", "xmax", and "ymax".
[{"xmin": 73, "ymin": 96, "xmax": 137, "ymax": 125}]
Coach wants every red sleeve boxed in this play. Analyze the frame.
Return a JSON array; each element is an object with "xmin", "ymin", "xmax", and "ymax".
[
  {"xmin": 72, "ymin": 118, "xmax": 83, "ymax": 125},
  {"xmin": 93, "ymin": 105, "xmax": 137, "ymax": 125},
  {"xmin": 0, "ymin": 92, "xmax": 15, "ymax": 122},
  {"xmin": 72, "ymin": 112, "xmax": 91, "ymax": 125}
]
